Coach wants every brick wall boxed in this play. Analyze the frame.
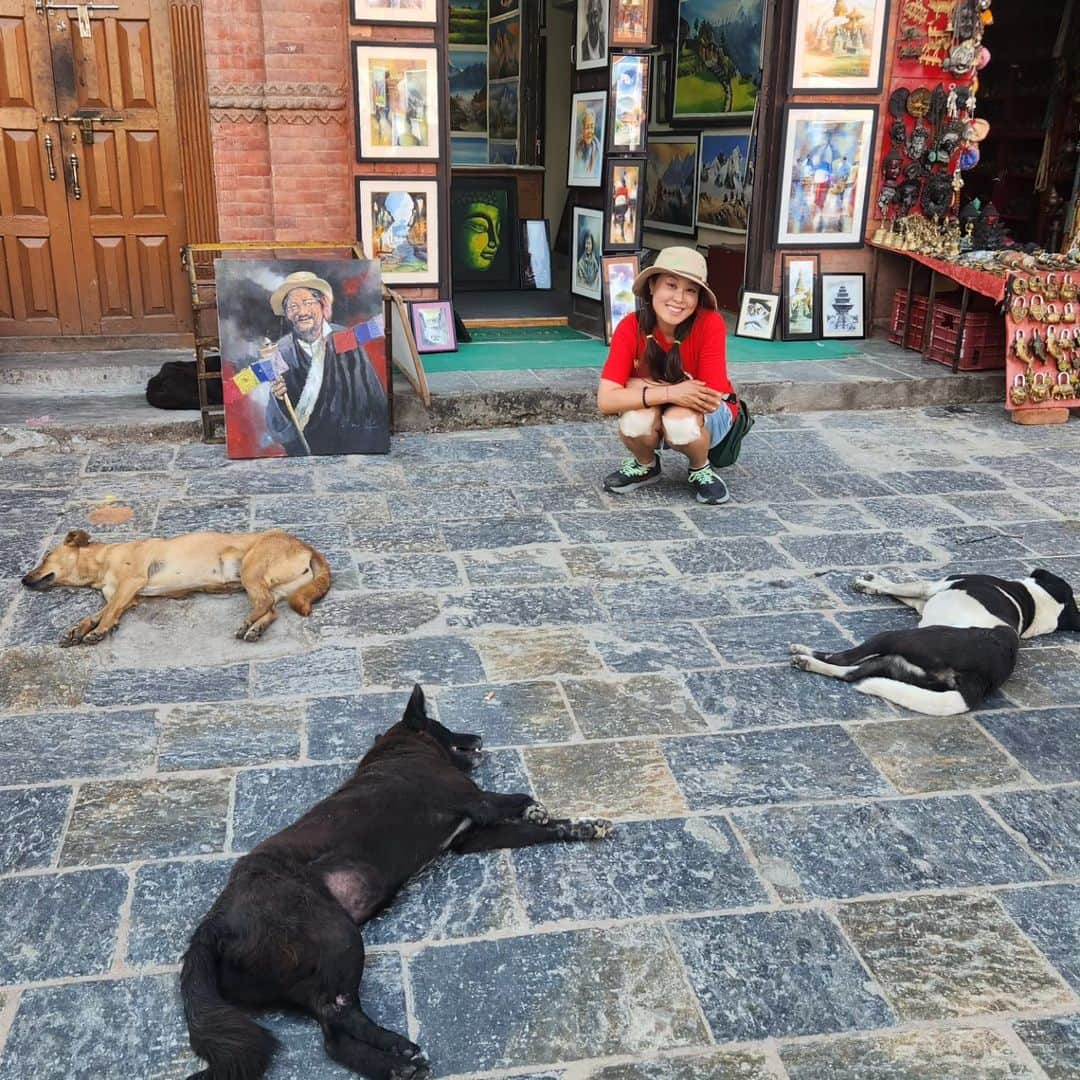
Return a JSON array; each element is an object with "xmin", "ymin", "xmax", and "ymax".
[{"xmin": 202, "ymin": 0, "xmax": 354, "ymax": 242}]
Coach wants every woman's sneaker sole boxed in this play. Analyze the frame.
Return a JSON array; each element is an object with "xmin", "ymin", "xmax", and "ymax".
[{"xmin": 604, "ymin": 472, "xmax": 662, "ymax": 494}]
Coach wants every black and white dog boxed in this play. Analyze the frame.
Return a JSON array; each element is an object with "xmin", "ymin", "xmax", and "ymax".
[{"xmin": 791, "ymin": 569, "xmax": 1079, "ymax": 715}]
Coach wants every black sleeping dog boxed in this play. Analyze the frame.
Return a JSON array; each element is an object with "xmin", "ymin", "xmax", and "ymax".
[{"xmin": 180, "ymin": 685, "xmax": 612, "ymax": 1080}]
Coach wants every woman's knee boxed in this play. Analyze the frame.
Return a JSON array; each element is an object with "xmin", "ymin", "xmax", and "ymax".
[
  {"xmin": 661, "ymin": 407, "xmax": 703, "ymax": 446},
  {"xmin": 619, "ymin": 407, "xmax": 660, "ymax": 439}
]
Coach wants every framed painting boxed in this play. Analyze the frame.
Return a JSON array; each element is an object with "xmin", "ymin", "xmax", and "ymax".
[
  {"xmin": 611, "ymin": 0, "xmax": 654, "ymax": 48},
  {"xmin": 822, "ymin": 272, "xmax": 866, "ymax": 338},
  {"xmin": 410, "ymin": 300, "xmax": 458, "ymax": 353},
  {"xmin": 776, "ymin": 104, "xmax": 877, "ymax": 247},
  {"xmin": 644, "ymin": 132, "xmax": 700, "ymax": 235},
  {"xmin": 576, "ymin": 0, "xmax": 609, "ymax": 70},
  {"xmin": 488, "ymin": 79, "xmax": 520, "ymax": 144},
  {"xmin": 450, "ymin": 176, "xmax": 519, "ymax": 290},
  {"xmin": 781, "ymin": 253, "xmax": 820, "ymax": 341},
  {"xmin": 789, "ymin": 0, "xmax": 889, "ymax": 93},
  {"xmin": 521, "ymin": 219, "xmax": 552, "ymax": 289},
  {"xmin": 672, "ymin": 0, "xmax": 764, "ymax": 122},
  {"xmin": 735, "ymin": 290, "xmax": 779, "ymax": 340},
  {"xmin": 353, "ymin": 44, "xmax": 441, "ymax": 160},
  {"xmin": 356, "ymin": 179, "xmax": 439, "ymax": 286},
  {"xmin": 489, "ymin": 140, "xmax": 519, "ymax": 165},
  {"xmin": 603, "ymin": 156, "xmax": 645, "ymax": 252},
  {"xmin": 572, "ymin": 206, "xmax": 604, "ymax": 301},
  {"xmin": 568, "ymin": 90, "xmax": 607, "ymax": 187},
  {"xmin": 489, "ymin": 12, "xmax": 520, "ymax": 81},
  {"xmin": 452, "ymin": 133, "xmax": 489, "ymax": 165},
  {"xmin": 602, "ymin": 254, "xmax": 640, "ymax": 343},
  {"xmin": 608, "ymin": 54, "xmax": 650, "ymax": 155},
  {"xmin": 697, "ymin": 128, "xmax": 753, "ymax": 234},
  {"xmin": 351, "ymin": 0, "xmax": 437, "ymax": 23},
  {"xmin": 216, "ymin": 259, "xmax": 390, "ymax": 460},
  {"xmin": 449, "ymin": 0, "xmax": 486, "ymax": 44},
  {"xmin": 449, "ymin": 46, "xmax": 487, "ymax": 135}
]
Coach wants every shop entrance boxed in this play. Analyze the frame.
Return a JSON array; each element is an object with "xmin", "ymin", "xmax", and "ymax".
[
  {"xmin": 0, "ymin": 0, "xmax": 192, "ymax": 342},
  {"xmin": 960, "ymin": 2, "xmax": 1078, "ymax": 250}
]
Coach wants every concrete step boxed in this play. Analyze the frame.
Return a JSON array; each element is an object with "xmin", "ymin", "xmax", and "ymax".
[{"xmin": 0, "ymin": 349, "xmax": 193, "ymax": 392}]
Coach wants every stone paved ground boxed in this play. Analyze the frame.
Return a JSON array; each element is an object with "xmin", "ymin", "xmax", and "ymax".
[{"xmin": 0, "ymin": 403, "xmax": 1078, "ymax": 1080}]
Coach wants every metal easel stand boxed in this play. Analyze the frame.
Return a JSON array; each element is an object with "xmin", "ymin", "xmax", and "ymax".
[{"xmin": 180, "ymin": 241, "xmax": 365, "ymax": 444}]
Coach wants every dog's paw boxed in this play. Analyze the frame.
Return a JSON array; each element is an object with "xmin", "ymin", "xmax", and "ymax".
[
  {"xmin": 789, "ymin": 642, "xmax": 814, "ymax": 656},
  {"xmin": 561, "ymin": 818, "xmax": 615, "ymax": 840},
  {"xmin": 237, "ymin": 623, "xmax": 265, "ymax": 642},
  {"xmin": 853, "ymin": 573, "xmax": 884, "ymax": 595},
  {"xmin": 524, "ymin": 802, "xmax": 550, "ymax": 825},
  {"xmin": 791, "ymin": 653, "xmax": 812, "ymax": 671},
  {"xmin": 389, "ymin": 1059, "xmax": 430, "ymax": 1080}
]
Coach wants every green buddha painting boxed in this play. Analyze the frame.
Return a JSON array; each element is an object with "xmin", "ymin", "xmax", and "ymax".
[{"xmin": 451, "ymin": 182, "xmax": 516, "ymax": 288}]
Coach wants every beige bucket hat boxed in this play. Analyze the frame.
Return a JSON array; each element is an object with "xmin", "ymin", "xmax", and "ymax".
[
  {"xmin": 269, "ymin": 271, "xmax": 334, "ymax": 316},
  {"xmin": 632, "ymin": 246, "xmax": 717, "ymax": 309}
]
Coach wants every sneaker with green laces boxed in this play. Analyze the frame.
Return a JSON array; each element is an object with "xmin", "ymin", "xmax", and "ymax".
[
  {"xmin": 687, "ymin": 463, "xmax": 730, "ymax": 505},
  {"xmin": 603, "ymin": 454, "xmax": 662, "ymax": 493}
]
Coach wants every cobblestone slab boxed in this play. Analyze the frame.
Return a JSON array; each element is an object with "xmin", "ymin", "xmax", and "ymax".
[
  {"xmin": 837, "ymin": 892, "xmax": 1074, "ymax": 1018},
  {"xmin": 362, "ymin": 634, "xmax": 486, "ymax": 688},
  {"xmin": 586, "ymin": 621, "xmax": 714, "ymax": 674},
  {"xmin": 433, "ymin": 681, "xmax": 577, "ymax": 746},
  {"xmin": 409, "ymin": 925, "xmax": 707, "ymax": 1074},
  {"xmin": 977, "ymin": 708, "xmax": 1080, "ymax": 783},
  {"xmin": 561, "ymin": 675, "xmax": 706, "ymax": 738},
  {"xmin": 0, "ymin": 787, "xmax": 71, "ymax": 873},
  {"xmin": 780, "ymin": 1028, "xmax": 1040, "ymax": 1079},
  {"xmin": 158, "ymin": 701, "xmax": 303, "ymax": 771},
  {"xmin": 513, "ymin": 817, "xmax": 767, "ymax": 923},
  {"xmin": 670, "ymin": 909, "xmax": 895, "ymax": 1041},
  {"xmin": 733, "ymin": 796, "xmax": 1047, "ymax": 900},
  {"xmin": 306, "ymin": 691, "xmax": 408, "ymax": 759},
  {"xmin": 460, "ymin": 546, "xmax": 568, "ymax": 586},
  {"xmin": 999, "ymin": 886, "xmax": 1080, "ymax": 991},
  {"xmin": 0, "ymin": 869, "xmax": 128, "ymax": 982},
  {"xmin": 986, "ymin": 787, "xmax": 1080, "ymax": 875},
  {"xmin": 475, "ymin": 627, "xmax": 604, "ymax": 680},
  {"xmin": 1014, "ymin": 1015, "xmax": 1080, "ymax": 1080},
  {"xmin": 85, "ymin": 663, "xmax": 250, "ymax": 706}
]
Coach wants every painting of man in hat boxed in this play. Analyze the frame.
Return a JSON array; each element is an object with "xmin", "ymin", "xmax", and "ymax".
[{"xmin": 216, "ymin": 260, "xmax": 391, "ymax": 459}]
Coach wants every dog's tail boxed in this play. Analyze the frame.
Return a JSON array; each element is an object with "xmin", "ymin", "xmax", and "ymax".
[
  {"xmin": 180, "ymin": 920, "xmax": 277, "ymax": 1080},
  {"xmin": 289, "ymin": 547, "xmax": 331, "ymax": 617}
]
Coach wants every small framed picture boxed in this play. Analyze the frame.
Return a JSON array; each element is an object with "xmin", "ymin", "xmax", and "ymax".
[
  {"xmin": 576, "ymin": 0, "xmax": 609, "ymax": 70},
  {"xmin": 603, "ymin": 156, "xmax": 645, "ymax": 253},
  {"xmin": 610, "ymin": 0, "xmax": 654, "ymax": 48},
  {"xmin": 781, "ymin": 253, "xmax": 821, "ymax": 341},
  {"xmin": 644, "ymin": 132, "xmax": 700, "ymax": 236},
  {"xmin": 697, "ymin": 128, "xmax": 753, "ymax": 235},
  {"xmin": 353, "ymin": 44, "xmax": 441, "ymax": 161},
  {"xmin": 351, "ymin": 0, "xmax": 438, "ymax": 23},
  {"xmin": 736, "ymin": 291, "xmax": 779, "ymax": 340},
  {"xmin": 821, "ymin": 272, "xmax": 866, "ymax": 338},
  {"xmin": 568, "ymin": 90, "xmax": 607, "ymax": 187},
  {"xmin": 607, "ymin": 54, "xmax": 650, "ymax": 155},
  {"xmin": 572, "ymin": 206, "xmax": 604, "ymax": 301},
  {"xmin": 409, "ymin": 300, "xmax": 458, "ymax": 353},
  {"xmin": 601, "ymin": 254, "xmax": 640, "ymax": 344},
  {"xmin": 520, "ymin": 219, "xmax": 552, "ymax": 289},
  {"xmin": 356, "ymin": 178, "xmax": 440, "ymax": 285}
]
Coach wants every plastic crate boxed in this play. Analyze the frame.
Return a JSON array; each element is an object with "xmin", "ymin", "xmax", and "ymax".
[
  {"xmin": 888, "ymin": 288, "xmax": 929, "ymax": 350},
  {"xmin": 925, "ymin": 301, "xmax": 1005, "ymax": 370}
]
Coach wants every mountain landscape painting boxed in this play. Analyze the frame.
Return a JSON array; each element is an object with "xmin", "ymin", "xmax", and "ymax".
[{"xmin": 673, "ymin": 0, "xmax": 763, "ymax": 119}]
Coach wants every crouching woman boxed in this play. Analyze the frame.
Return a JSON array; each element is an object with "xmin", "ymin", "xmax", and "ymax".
[{"xmin": 597, "ymin": 246, "xmax": 738, "ymax": 506}]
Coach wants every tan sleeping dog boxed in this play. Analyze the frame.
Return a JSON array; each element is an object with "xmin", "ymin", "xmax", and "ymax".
[{"xmin": 22, "ymin": 529, "xmax": 330, "ymax": 645}]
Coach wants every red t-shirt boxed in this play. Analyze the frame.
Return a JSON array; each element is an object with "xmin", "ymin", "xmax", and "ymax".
[{"xmin": 600, "ymin": 309, "xmax": 737, "ymax": 417}]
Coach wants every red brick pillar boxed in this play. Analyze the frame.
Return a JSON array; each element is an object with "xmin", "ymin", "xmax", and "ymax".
[{"xmin": 202, "ymin": 0, "xmax": 354, "ymax": 242}]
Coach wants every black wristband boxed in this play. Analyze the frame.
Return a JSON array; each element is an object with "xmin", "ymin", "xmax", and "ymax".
[{"xmin": 642, "ymin": 386, "xmax": 649, "ymax": 408}]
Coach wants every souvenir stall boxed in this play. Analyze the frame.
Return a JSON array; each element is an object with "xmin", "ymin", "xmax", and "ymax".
[{"xmin": 868, "ymin": 0, "xmax": 1080, "ymax": 419}]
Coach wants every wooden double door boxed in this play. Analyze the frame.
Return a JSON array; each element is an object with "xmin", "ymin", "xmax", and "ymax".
[{"xmin": 0, "ymin": 0, "xmax": 192, "ymax": 341}]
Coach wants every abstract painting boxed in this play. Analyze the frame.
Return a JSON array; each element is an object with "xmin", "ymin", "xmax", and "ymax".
[
  {"xmin": 644, "ymin": 132, "xmax": 700, "ymax": 235},
  {"xmin": 698, "ymin": 128, "xmax": 753, "ymax": 233},
  {"xmin": 608, "ymin": 54, "xmax": 650, "ymax": 155},
  {"xmin": 776, "ymin": 104, "xmax": 877, "ymax": 247},
  {"xmin": 356, "ymin": 179, "xmax": 439, "ymax": 285},
  {"xmin": 216, "ymin": 259, "xmax": 390, "ymax": 460},
  {"xmin": 672, "ymin": 0, "xmax": 763, "ymax": 120},
  {"xmin": 353, "ymin": 45, "xmax": 440, "ymax": 160},
  {"xmin": 602, "ymin": 254, "xmax": 640, "ymax": 343}
]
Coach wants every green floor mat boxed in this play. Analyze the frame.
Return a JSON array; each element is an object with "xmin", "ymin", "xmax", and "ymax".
[
  {"xmin": 466, "ymin": 326, "xmax": 593, "ymax": 343},
  {"xmin": 423, "ymin": 330, "xmax": 861, "ymax": 372}
]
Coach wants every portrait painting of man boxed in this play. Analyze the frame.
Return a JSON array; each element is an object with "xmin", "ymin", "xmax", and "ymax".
[
  {"xmin": 216, "ymin": 260, "xmax": 391, "ymax": 460},
  {"xmin": 576, "ymin": 0, "xmax": 608, "ymax": 69}
]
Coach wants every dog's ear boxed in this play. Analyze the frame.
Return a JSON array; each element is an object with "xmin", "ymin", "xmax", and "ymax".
[
  {"xmin": 64, "ymin": 529, "xmax": 91, "ymax": 548},
  {"xmin": 402, "ymin": 683, "xmax": 428, "ymax": 731}
]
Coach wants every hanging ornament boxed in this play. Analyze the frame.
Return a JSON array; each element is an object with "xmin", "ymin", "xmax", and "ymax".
[{"xmin": 946, "ymin": 84, "xmax": 959, "ymax": 120}]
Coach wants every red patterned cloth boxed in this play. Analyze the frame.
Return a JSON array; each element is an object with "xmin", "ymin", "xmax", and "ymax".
[{"xmin": 871, "ymin": 243, "xmax": 1008, "ymax": 302}]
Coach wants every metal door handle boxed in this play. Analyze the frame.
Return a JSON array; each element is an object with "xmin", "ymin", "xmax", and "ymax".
[
  {"xmin": 44, "ymin": 133, "xmax": 57, "ymax": 180},
  {"xmin": 69, "ymin": 152, "xmax": 81, "ymax": 199}
]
